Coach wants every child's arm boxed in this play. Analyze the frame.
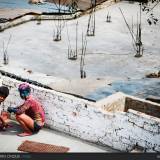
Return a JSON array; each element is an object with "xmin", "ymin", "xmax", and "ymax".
[
  {"xmin": 7, "ymin": 104, "xmax": 30, "ymax": 115},
  {"xmin": 7, "ymin": 107, "xmax": 18, "ymax": 114}
]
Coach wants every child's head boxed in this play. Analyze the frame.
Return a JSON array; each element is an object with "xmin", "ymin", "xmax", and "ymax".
[
  {"xmin": 0, "ymin": 86, "xmax": 9, "ymax": 103},
  {"xmin": 18, "ymin": 83, "xmax": 31, "ymax": 99}
]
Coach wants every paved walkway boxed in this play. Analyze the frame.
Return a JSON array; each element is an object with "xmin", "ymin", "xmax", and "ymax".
[{"xmin": 0, "ymin": 121, "xmax": 117, "ymax": 152}]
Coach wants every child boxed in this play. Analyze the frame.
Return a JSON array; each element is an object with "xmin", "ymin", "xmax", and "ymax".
[
  {"xmin": 0, "ymin": 86, "xmax": 10, "ymax": 131},
  {"xmin": 8, "ymin": 83, "xmax": 45, "ymax": 137}
]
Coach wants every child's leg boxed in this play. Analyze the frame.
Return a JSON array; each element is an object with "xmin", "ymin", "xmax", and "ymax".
[
  {"xmin": 16, "ymin": 114, "xmax": 34, "ymax": 136},
  {"xmin": 1, "ymin": 111, "xmax": 10, "ymax": 125},
  {"xmin": 0, "ymin": 115, "xmax": 10, "ymax": 130},
  {"xmin": 0, "ymin": 116, "xmax": 6, "ymax": 130},
  {"xmin": 0, "ymin": 116, "xmax": 6, "ymax": 125}
]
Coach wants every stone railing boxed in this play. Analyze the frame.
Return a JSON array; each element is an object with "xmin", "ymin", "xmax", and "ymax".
[{"xmin": 1, "ymin": 75, "xmax": 160, "ymax": 152}]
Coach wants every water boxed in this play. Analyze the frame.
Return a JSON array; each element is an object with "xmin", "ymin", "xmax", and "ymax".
[
  {"xmin": 86, "ymin": 78, "xmax": 160, "ymax": 101},
  {"xmin": 0, "ymin": 0, "xmax": 69, "ymax": 13}
]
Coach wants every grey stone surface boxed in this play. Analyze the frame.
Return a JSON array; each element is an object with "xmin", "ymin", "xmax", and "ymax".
[{"xmin": 0, "ymin": 120, "xmax": 116, "ymax": 152}]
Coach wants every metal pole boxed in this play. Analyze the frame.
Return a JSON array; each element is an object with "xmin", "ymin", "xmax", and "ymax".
[
  {"xmin": 119, "ymin": 7, "xmax": 137, "ymax": 51},
  {"xmin": 75, "ymin": 21, "xmax": 78, "ymax": 58}
]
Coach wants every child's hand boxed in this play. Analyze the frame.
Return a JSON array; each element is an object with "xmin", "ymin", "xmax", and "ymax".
[{"xmin": 7, "ymin": 107, "xmax": 17, "ymax": 113}]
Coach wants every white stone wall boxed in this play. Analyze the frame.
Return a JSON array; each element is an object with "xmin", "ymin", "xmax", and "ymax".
[
  {"xmin": 99, "ymin": 109, "xmax": 160, "ymax": 152},
  {"xmin": 0, "ymin": 15, "xmax": 35, "ymax": 31},
  {"xmin": 0, "ymin": 13, "xmax": 80, "ymax": 32},
  {"xmin": 1, "ymin": 76, "xmax": 160, "ymax": 152}
]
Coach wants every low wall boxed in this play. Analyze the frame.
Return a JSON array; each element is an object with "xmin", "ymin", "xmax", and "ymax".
[
  {"xmin": 0, "ymin": 13, "xmax": 80, "ymax": 32},
  {"xmin": 0, "ymin": 15, "xmax": 36, "ymax": 32},
  {"xmin": 125, "ymin": 96, "xmax": 160, "ymax": 118},
  {"xmin": 96, "ymin": 93, "xmax": 160, "ymax": 118},
  {"xmin": 1, "ymin": 76, "xmax": 160, "ymax": 152},
  {"xmin": 0, "ymin": 0, "xmax": 118, "ymax": 32},
  {"xmin": 96, "ymin": 92, "xmax": 126, "ymax": 112}
]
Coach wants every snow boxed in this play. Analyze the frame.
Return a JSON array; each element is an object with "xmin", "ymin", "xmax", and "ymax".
[{"xmin": 0, "ymin": 1, "xmax": 160, "ymax": 101}]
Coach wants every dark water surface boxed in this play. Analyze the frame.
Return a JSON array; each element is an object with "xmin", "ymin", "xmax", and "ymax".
[
  {"xmin": 86, "ymin": 78, "xmax": 160, "ymax": 101},
  {"xmin": 0, "ymin": 0, "xmax": 69, "ymax": 13}
]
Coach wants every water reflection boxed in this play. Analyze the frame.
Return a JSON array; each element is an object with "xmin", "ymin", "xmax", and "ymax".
[{"xmin": 0, "ymin": 0, "xmax": 69, "ymax": 13}]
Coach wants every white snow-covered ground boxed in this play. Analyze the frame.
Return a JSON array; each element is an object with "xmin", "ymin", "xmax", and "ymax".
[{"xmin": 0, "ymin": 1, "xmax": 160, "ymax": 100}]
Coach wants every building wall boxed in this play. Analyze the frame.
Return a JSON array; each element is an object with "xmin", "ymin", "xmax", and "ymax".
[{"xmin": 1, "ymin": 76, "xmax": 160, "ymax": 152}]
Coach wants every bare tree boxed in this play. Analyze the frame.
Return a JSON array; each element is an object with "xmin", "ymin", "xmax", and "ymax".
[
  {"xmin": 68, "ymin": 0, "xmax": 78, "ymax": 13},
  {"xmin": 142, "ymin": 0, "xmax": 159, "ymax": 25},
  {"xmin": 86, "ymin": 0, "xmax": 96, "ymax": 36},
  {"xmin": 2, "ymin": 35, "xmax": 12, "ymax": 65},
  {"xmin": 53, "ymin": 17, "xmax": 65, "ymax": 41},
  {"xmin": 106, "ymin": 12, "xmax": 112, "ymax": 23},
  {"xmin": 67, "ymin": 21, "xmax": 78, "ymax": 60},
  {"xmin": 119, "ymin": 5, "xmax": 144, "ymax": 58},
  {"xmin": 80, "ymin": 33, "xmax": 87, "ymax": 79}
]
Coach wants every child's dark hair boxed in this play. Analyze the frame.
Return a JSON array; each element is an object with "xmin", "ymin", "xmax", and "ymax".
[{"xmin": 0, "ymin": 86, "xmax": 9, "ymax": 98}]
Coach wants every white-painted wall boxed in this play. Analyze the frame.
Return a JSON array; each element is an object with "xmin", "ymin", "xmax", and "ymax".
[{"xmin": 1, "ymin": 76, "xmax": 160, "ymax": 152}]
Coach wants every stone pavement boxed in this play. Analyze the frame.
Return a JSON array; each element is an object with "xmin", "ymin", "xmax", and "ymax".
[{"xmin": 0, "ymin": 121, "xmax": 117, "ymax": 152}]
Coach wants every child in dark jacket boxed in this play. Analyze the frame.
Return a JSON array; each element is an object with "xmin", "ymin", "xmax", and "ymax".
[{"xmin": 0, "ymin": 86, "xmax": 10, "ymax": 130}]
